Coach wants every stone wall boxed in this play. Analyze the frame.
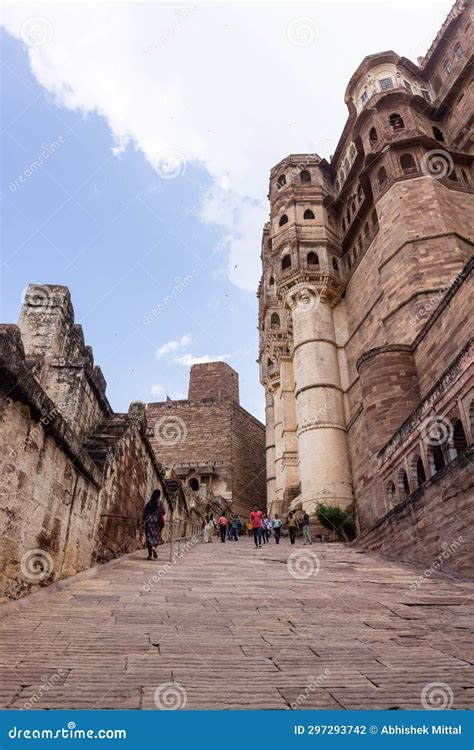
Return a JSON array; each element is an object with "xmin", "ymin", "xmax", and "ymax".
[
  {"xmin": 355, "ymin": 446, "xmax": 473, "ymax": 578},
  {"xmin": 0, "ymin": 285, "xmax": 197, "ymax": 602},
  {"xmin": 146, "ymin": 363, "xmax": 266, "ymax": 518}
]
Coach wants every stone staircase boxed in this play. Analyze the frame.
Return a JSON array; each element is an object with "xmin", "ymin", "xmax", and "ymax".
[{"xmin": 84, "ymin": 415, "xmax": 131, "ymax": 471}]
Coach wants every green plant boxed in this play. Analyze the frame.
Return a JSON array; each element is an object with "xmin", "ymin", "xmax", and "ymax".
[{"xmin": 314, "ymin": 503, "xmax": 356, "ymax": 542}]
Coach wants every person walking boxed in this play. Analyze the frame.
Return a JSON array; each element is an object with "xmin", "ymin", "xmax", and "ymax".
[
  {"xmin": 287, "ymin": 511, "xmax": 297, "ymax": 545},
  {"xmin": 218, "ymin": 514, "xmax": 228, "ymax": 543},
  {"xmin": 203, "ymin": 515, "xmax": 214, "ymax": 543},
  {"xmin": 272, "ymin": 514, "xmax": 282, "ymax": 544},
  {"xmin": 249, "ymin": 505, "xmax": 264, "ymax": 549},
  {"xmin": 302, "ymin": 510, "xmax": 312, "ymax": 545},
  {"xmin": 143, "ymin": 489, "xmax": 165, "ymax": 559},
  {"xmin": 246, "ymin": 520, "xmax": 253, "ymax": 538},
  {"xmin": 263, "ymin": 515, "xmax": 272, "ymax": 542},
  {"xmin": 229, "ymin": 514, "xmax": 239, "ymax": 541}
]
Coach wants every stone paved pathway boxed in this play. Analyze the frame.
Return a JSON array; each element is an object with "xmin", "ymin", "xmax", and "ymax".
[{"xmin": 1, "ymin": 539, "xmax": 473, "ymax": 710}]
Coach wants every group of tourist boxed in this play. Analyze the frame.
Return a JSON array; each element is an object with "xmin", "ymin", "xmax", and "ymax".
[
  {"xmin": 143, "ymin": 489, "xmax": 313, "ymax": 560},
  {"xmin": 201, "ymin": 506, "xmax": 313, "ymax": 548}
]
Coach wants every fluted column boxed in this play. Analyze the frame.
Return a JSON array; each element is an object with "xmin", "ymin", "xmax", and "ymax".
[
  {"xmin": 265, "ymin": 390, "xmax": 277, "ymax": 515},
  {"xmin": 286, "ymin": 283, "xmax": 353, "ymax": 512},
  {"xmin": 272, "ymin": 380, "xmax": 285, "ymax": 515}
]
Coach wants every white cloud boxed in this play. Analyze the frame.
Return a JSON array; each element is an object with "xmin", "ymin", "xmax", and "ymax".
[
  {"xmin": 174, "ymin": 353, "xmax": 229, "ymax": 367},
  {"xmin": 150, "ymin": 383, "xmax": 165, "ymax": 397},
  {"xmin": 2, "ymin": 1, "xmax": 453, "ymax": 290},
  {"xmin": 156, "ymin": 334, "xmax": 191, "ymax": 359}
]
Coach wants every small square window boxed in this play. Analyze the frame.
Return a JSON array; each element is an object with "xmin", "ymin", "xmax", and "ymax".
[
  {"xmin": 421, "ymin": 89, "xmax": 431, "ymax": 102},
  {"xmin": 379, "ymin": 77, "xmax": 393, "ymax": 90},
  {"xmin": 403, "ymin": 80, "xmax": 413, "ymax": 93},
  {"xmin": 443, "ymin": 60, "xmax": 452, "ymax": 75},
  {"xmin": 454, "ymin": 43, "xmax": 463, "ymax": 60}
]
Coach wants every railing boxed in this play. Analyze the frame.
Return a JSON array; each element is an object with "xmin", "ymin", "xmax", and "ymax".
[{"xmin": 100, "ymin": 513, "xmax": 203, "ymax": 562}]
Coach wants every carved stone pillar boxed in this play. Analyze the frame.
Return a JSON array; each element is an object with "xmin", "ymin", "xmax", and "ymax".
[
  {"xmin": 264, "ymin": 389, "xmax": 277, "ymax": 515},
  {"xmin": 286, "ymin": 282, "xmax": 353, "ymax": 513}
]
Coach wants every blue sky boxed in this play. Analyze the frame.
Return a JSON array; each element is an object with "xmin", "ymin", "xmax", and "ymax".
[
  {"xmin": 1, "ymin": 30, "xmax": 262, "ymax": 417},
  {"xmin": 1, "ymin": 1, "xmax": 452, "ymax": 421}
]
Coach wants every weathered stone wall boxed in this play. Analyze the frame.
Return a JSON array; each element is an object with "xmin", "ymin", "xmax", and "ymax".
[
  {"xmin": 0, "ymin": 286, "xmax": 195, "ymax": 602},
  {"xmin": 146, "ymin": 364, "xmax": 266, "ymax": 517},
  {"xmin": 355, "ymin": 447, "xmax": 473, "ymax": 578}
]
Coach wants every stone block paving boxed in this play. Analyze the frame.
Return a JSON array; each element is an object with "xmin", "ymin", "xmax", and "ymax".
[{"xmin": 0, "ymin": 540, "xmax": 473, "ymax": 710}]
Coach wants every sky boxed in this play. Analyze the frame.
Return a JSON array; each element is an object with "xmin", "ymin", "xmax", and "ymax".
[{"xmin": 1, "ymin": 0, "xmax": 452, "ymax": 422}]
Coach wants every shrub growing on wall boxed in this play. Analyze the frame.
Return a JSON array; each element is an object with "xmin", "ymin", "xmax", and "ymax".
[{"xmin": 314, "ymin": 503, "xmax": 356, "ymax": 541}]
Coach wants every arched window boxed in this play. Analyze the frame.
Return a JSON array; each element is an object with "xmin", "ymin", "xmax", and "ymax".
[
  {"xmin": 371, "ymin": 211, "xmax": 378, "ymax": 229},
  {"xmin": 357, "ymin": 185, "xmax": 363, "ymax": 202},
  {"xmin": 390, "ymin": 113, "xmax": 405, "ymax": 130},
  {"xmin": 307, "ymin": 251, "xmax": 319, "ymax": 266},
  {"xmin": 369, "ymin": 127, "xmax": 378, "ymax": 145},
  {"xmin": 269, "ymin": 276, "xmax": 275, "ymax": 286},
  {"xmin": 364, "ymin": 224, "xmax": 370, "ymax": 241},
  {"xmin": 378, "ymin": 166, "xmax": 388, "ymax": 186},
  {"xmin": 398, "ymin": 469, "xmax": 410, "ymax": 500},
  {"xmin": 281, "ymin": 254, "xmax": 291, "ymax": 270},
  {"xmin": 351, "ymin": 199, "xmax": 356, "ymax": 216},
  {"xmin": 303, "ymin": 209, "xmax": 315, "ymax": 220},
  {"xmin": 279, "ymin": 214, "xmax": 288, "ymax": 227},
  {"xmin": 411, "ymin": 455, "xmax": 426, "ymax": 487},
  {"xmin": 267, "ymin": 238, "xmax": 272, "ymax": 249},
  {"xmin": 332, "ymin": 257, "xmax": 339, "ymax": 272},
  {"xmin": 270, "ymin": 312, "xmax": 280, "ymax": 329},
  {"xmin": 454, "ymin": 42, "xmax": 464, "ymax": 60},
  {"xmin": 300, "ymin": 170, "xmax": 311, "ymax": 184},
  {"xmin": 387, "ymin": 481, "xmax": 396, "ymax": 505},
  {"xmin": 452, "ymin": 419, "xmax": 468, "ymax": 454},
  {"xmin": 432, "ymin": 126, "xmax": 444, "ymax": 142},
  {"xmin": 188, "ymin": 477, "xmax": 199, "ymax": 491},
  {"xmin": 428, "ymin": 445, "xmax": 445, "ymax": 476},
  {"xmin": 267, "ymin": 358, "xmax": 273, "ymax": 367},
  {"xmin": 277, "ymin": 174, "xmax": 286, "ymax": 188},
  {"xmin": 400, "ymin": 153, "xmax": 416, "ymax": 174}
]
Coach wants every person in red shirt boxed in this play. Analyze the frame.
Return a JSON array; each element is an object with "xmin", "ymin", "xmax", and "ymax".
[
  {"xmin": 218, "ymin": 515, "xmax": 228, "ymax": 543},
  {"xmin": 249, "ymin": 505, "xmax": 264, "ymax": 548}
]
